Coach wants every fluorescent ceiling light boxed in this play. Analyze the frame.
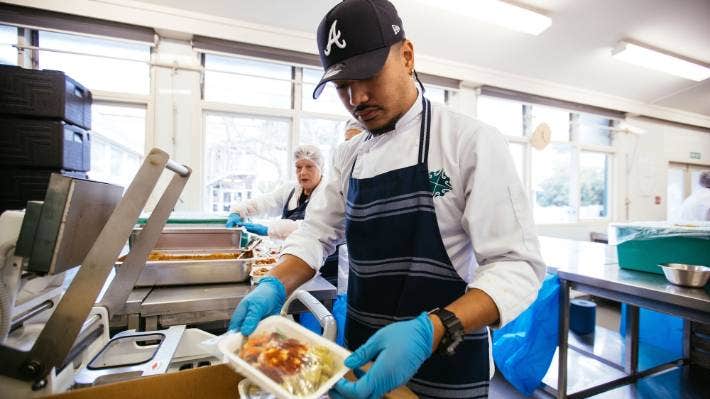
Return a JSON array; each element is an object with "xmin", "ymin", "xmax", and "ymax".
[
  {"xmin": 414, "ymin": 0, "xmax": 551, "ymax": 35},
  {"xmin": 612, "ymin": 41, "xmax": 710, "ymax": 82}
]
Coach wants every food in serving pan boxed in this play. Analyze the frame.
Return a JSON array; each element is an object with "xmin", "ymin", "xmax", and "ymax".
[
  {"xmin": 145, "ymin": 251, "xmax": 242, "ymax": 261},
  {"xmin": 239, "ymin": 331, "xmax": 336, "ymax": 396}
]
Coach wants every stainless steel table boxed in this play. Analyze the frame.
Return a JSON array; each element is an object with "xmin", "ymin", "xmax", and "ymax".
[
  {"xmin": 124, "ymin": 276, "xmax": 337, "ymax": 331},
  {"xmin": 540, "ymin": 237, "xmax": 710, "ymax": 399},
  {"xmin": 539, "ymin": 236, "xmax": 618, "ymax": 269}
]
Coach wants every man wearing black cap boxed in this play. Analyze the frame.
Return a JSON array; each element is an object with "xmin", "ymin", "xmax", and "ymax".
[{"xmin": 229, "ymin": 1, "xmax": 545, "ymax": 397}]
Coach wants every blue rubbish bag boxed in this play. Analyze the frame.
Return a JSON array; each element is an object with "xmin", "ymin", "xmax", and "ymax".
[
  {"xmin": 492, "ymin": 273, "xmax": 560, "ymax": 397},
  {"xmin": 620, "ymin": 305, "xmax": 683, "ymax": 359}
]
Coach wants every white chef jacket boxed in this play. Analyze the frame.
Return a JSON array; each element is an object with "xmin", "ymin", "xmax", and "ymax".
[
  {"xmin": 680, "ymin": 187, "xmax": 710, "ymax": 221},
  {"xmin": 283, "ymin": 92, "xmax": 546, "ymax": 328},
  {"xmin": 232, "ymin": 181, "xmax": 325, "ymax": 218}
]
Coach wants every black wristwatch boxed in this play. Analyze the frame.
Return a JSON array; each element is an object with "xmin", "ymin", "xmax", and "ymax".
[{"xmin": 429, "ymin": 308, "xmax": 464, "ymax": 356}]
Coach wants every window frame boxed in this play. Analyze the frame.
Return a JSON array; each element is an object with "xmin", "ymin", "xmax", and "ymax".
[
  {"xmin": 478, "ymin": 94, "xmax": 617, "ymax": 225},
  {"xmin": 22, "ymin": 27, "xmax": 154, "ymax": 187},
  {"xmin": 200, "ymin": 51, "xmax": 451, "ymax": 213},
  {"xmin": 201, "ymin": 109, "xmax": 293, "ymax": 212}
]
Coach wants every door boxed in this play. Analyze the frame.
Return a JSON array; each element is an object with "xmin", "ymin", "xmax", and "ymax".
[{"xmin": 667, "ymin": 162, "xmax": 710, "ymax": 220}]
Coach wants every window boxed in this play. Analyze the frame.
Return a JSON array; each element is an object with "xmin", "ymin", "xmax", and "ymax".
[
  {"xmin": 424, "ymin": 85, "xmax": 446, "ymax": 105},
  {"xmin": 204, "ymin": 54, "xmax": 292, "ymax": 109},
  {"xmin": 32, "ymin": 30, "xmax": 151, "ymax": 188},
  {"xmin": 578, "ymin": 114, "xmax": 612, "ymax": 146},
  {"xmin": 0, "ymin": 24, "xmax": 16, "ymax": 65},
  {"xmin": 478, "ymin": 95, "xmax": 616, "ymax": 223},
  {"xmin": 579, "ymin": 152, "xmax": 609, "ymax": 218},
  {"xmin": 204, "ymin": 113, "xmax": 290, "ymax": 212},
  {"xmin": 302, "ymin": 68, "xmax": 348, "ymax": 116},
  {"xmin": 201, "ymin": 52, "xmax": 451, "ymax": 212},
  {"xmin": 530, "ymin": 104, "xmax": 570, "ymax": 142},
  {"xmin": 476, "ymin": 96, "xmax": 524, "ymax": 136},
  {"xmin": 38, "ymin": 31, "xmax": 150, "ymax": 94},
  {"xmin": 89, "ymin": 103, "xmax": 146, "ymax": 189},
  {"xmin": 300, "ymin": 118, "xmax": 346, "ymax": 168},
  {"xmin": 532, "ymin": 144, "xmax": 574, "ymax": 222}
]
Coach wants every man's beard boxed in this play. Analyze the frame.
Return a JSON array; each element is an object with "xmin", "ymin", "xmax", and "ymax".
[{"xmin": 365, "ymin": 112, "xmax": 404, "ymax": 136}]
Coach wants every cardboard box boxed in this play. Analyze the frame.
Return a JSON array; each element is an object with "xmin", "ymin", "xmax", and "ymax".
[
  {"xmin": 45, "ymin": 364, "xmax": 416, "ymax": 399},
  {"xmin": 46, "ymin": 365, "xmax": 242, "ymax": 399}
]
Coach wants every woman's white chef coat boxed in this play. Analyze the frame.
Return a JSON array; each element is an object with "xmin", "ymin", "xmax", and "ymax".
[{"xmin": 232, "ymin": 182, "xmax": 325, "ymax": 219}]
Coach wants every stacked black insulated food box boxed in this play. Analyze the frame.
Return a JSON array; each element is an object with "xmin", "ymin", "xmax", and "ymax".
[{"xmin": 0, "ymin": 65, "xmax": 92, "ymax": 213}]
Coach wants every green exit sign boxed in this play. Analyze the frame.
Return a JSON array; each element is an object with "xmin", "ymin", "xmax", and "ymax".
[{"xmin": 690, "ymin": 152, "xmax": 701, "ymax": 160}]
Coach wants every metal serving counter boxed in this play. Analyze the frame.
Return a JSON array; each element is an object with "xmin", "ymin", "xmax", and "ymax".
[
  {"xmin": 538, "ymin": 237, "xmax": 710, "ymax": 399},
  {"xmin": 111, "ymin": 277, "xmax": 337, "ymax": 332}
]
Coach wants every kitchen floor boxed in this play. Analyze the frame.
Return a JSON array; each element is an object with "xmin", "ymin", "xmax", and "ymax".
[{"xmin": 489, "ymin": 296, "xmax": 621, "ymax": 398}]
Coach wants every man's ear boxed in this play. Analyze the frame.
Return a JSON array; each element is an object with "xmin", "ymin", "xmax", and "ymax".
[{"xmin": 401, "ymin": 40, "xmax": 415, "ymax": 71}]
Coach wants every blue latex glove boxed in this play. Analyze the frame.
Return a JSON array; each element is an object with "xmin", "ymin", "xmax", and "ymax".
[
  {"xmin": 241, "ymin": 222, "xmax": 268, "ymax": 236},
  {"xmin": 225, "ymin": 212, "xmax": 243, "ymax": 228},
  {"xmin": 228, "ymin": 276, "xmax": 286, "ymax": 335},
  {"xmin": 331, "ymin": 312, "xmax": 433, "ymax": 399}
]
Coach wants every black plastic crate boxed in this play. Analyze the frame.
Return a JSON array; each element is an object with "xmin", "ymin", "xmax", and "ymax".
[
  {"xmin": 0, "ymin": 65, "xmax": 92, "ymax": 130},
  {"xmin": 0, "ymin": 168, "xmax": 88, "ymax": 213},
  {"xmin": 0, "ymin": 118, "xmax": 91, "ymax": 171}
]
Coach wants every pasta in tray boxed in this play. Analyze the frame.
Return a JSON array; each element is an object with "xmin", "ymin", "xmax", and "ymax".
[{"xmin": 239, "ymin": 331, "xmax": 336, "ymax": 396}]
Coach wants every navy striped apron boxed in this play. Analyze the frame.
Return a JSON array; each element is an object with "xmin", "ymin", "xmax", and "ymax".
[
  {"xmin": 345, "ymin": 97, "xmax": 489, "ymax": 399},
  {"xmin": 282, "ymin": 188, "xmax": 338, "ymax": 286},
  {"xmin": 282, "ymin": 187, "xmax": 309, "ymax": 221}
]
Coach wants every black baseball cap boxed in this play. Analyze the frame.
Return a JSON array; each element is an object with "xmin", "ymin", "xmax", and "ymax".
[{"xmin": 313, "ymin": 0, "xmax": 405, "ymax": 99}]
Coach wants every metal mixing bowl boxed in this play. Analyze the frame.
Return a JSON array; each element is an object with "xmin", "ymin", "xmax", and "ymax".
[{"xmin": 660, "ymin": 263, "xmax": 710, "ymax": 288}]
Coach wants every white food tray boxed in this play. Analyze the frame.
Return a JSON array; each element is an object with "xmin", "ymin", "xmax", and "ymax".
[{"xmin": 218, "ymin": 315, "xmax": 350, "ymax": 399}]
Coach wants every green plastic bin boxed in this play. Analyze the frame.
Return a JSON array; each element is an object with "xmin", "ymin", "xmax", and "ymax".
[{"xmin": 611, "ymin": 223, "xmax": 710, "ymax": 275}]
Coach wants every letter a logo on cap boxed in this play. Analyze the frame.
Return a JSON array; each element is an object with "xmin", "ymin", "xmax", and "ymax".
[{"xmin": 324, "ymin": 20, "xmax": 347, "ymax": 56}]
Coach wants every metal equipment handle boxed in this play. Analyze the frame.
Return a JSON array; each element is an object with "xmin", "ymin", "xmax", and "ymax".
[
  {"xmin": 99, "ymin": 150, "xmax": 192, "ymax": 316},
  {"xmin": 0, "ymin": 148, "xmax": 191, "ymax": 384},
  {"xmin": 165, "ymin": 159, "xmax": 190, "ymax": 177},
  {"xmin": 281, "ymin": 289, "xmax": 336, "ymax": 342}
]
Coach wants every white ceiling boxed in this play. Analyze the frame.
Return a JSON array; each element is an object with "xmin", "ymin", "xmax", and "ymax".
[{"xmin": 141, "ymin": 0, "xmax": 710, "ymax": 117}]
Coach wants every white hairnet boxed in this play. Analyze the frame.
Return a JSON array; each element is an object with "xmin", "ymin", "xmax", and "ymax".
[{"xmin": 294, "ymin": 144, "xmax": 324, "ymax": 170}]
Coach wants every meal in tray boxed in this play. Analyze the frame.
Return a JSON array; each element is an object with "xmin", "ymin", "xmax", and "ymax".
[{"xmin": 238, "ymin": 331, "xmax": 336, "ymax": 396}]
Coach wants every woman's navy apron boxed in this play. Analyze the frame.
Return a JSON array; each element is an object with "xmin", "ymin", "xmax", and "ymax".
[
  {"xmin": 345, "ymin": 97, "xmax": 490, "ymax": 399},
  {"xmin": 282, "ymin": 188, "xmax": 338, "ymax": 286}
]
